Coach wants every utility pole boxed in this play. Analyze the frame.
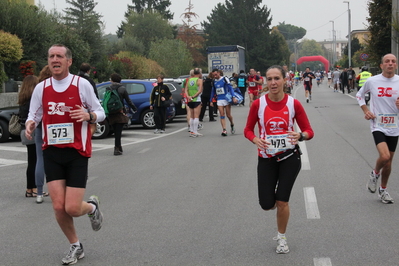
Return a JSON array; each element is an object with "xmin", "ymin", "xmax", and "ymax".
[
  {"xmin": 330, "ymin": 20, "xmax": 336, "ymax": 68},
  {"xmin": 393, "ymin": 0, "xmax": 399, "ymax": 74},
  {"xmin": 344, "ymin": 1, "xmax": 351, "ymax": 67}
]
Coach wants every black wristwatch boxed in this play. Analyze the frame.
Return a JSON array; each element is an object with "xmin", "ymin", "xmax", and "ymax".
[
  {"xmin": 298, "ymin": 132, "xmax": 305, "ymax": 142},
  {"xmin": 89, "ymin": 112, "xmax": 94, "ymax": 123}
]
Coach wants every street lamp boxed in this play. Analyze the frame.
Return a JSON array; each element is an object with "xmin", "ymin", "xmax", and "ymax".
[
  {"xmin": 344, "ymin": 1, "xmax": 351, "ymax": 67},
  {"xmin": 330, "ymin": 20, "xmax": 336, "ymax": 67}
]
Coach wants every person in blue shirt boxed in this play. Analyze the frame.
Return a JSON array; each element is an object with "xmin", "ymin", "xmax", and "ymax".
[{"xmin": 210, "ymin": 69, "xmax": 238, "ymax": 136}]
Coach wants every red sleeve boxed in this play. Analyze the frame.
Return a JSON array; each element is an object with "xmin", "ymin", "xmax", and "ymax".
[
  {"xmin": 244, "ymin": 99, "xmax": 260, "ymax": 142},
  {"xmin": 294, "ymin": 99, "xmax": 314, "ymax": 140}
]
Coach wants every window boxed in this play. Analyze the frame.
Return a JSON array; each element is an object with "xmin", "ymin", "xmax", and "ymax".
[{"xmin": 126, "ymin": 83, "xmax": 146, "ymax": 94}]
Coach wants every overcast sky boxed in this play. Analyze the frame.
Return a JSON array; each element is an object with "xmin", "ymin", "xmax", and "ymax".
[{"xmin": 37, "ymin": 0, "xmax": 370, "ymax": 42}]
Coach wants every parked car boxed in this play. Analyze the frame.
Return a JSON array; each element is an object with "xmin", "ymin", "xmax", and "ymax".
[
  {"xmin": 0, "ymin": 106, "xmax": 19, "ymax": 143},
  {"xmin": 93, "ymin": 79, "xmax": 176, "ymax": 139}
]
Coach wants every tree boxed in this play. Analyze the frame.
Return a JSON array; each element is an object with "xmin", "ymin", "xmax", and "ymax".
[
  {"xmin": 148, "ymin": 39, "xmax": 193, "ymax": 77},
  {"xmin": 0, "ymin": 30, "xmax": 23, "ymax": 86},
  {"xmin": 276, "ymin": 22, "xmax": 306, "ymax": 40},
  {"xmin": 266, "ymin": 28, "xmax": 291, "ymax": 66},
  {"xmin": 63, "ymin": 0, "xmax": 105, "ymax": 65},
  {"xmin": 117, "ymin": 0, "xmax": 173, "ymax": 38},
  {"xmin": 123, "ymin": 11, "xmax": 174, "ymax": 56},
  {"xmin": 202, "ymin": 0, "xmax": 272, "ymax": 71},
  {"xmin": 177, "ymin": 0, "xmax": 206, "ymax": 67},
  {"xmin": 366, "ymin": 0, "xmax": 391, "ymax": 66},
  {"xmin": 341, "ymin": 37, "xmax": 363, "ymax": 67}
]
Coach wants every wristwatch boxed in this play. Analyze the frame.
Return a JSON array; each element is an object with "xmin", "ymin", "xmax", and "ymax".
[
  {"xmin": 89, "ymin": 112, "xmax": 94, "ymax": 123},
  {"xmin": 298, "ymin": 132, "xmax": 305, "ymax": 142}
]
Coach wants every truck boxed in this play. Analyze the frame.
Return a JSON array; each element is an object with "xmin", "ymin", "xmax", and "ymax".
[{"xmin": 206, "ymin": 45, "xmax": 246, "ymax": 78}]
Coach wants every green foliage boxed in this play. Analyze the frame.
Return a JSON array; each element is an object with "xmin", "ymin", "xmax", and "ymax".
[
  {"xmin": 267, "ymin": 29, "xmax": 291, "ymax": 66},
  {"xmin": 366, "ymin": 0, "xmax": 391, "ymax": 66},
  {"xmin": 107, "ymin": 36, "xmax": 145, "ymax": 56},
  {"xmin": 276, "ymin": 22, "xmax": 306, "ymax": 40},
  {"xmin": 63, "ymin": 0, "xmax": 105, "ymax": 65},
  {"xmin": 117, "ymin": 0, "xmax": 173, "ymax": 38},
  {"xmin": 148, "ymin": 39, "xmax": 192, "ymax": 77},
  {"xmin": 341, "ymin": 37, "xmax": 363, "ymax": 67},
  {"xmin": 202, "ymin": 0, "xmax": 272, "ymax": 71},
  {"xmin": 0, "ymin": 30, "xmax": 23, "ymax": 62},
  {"xmin": 123, "ymin": 11, "xmax": 174, "ymax": 56}
]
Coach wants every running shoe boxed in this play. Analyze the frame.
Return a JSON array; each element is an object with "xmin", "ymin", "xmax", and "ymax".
[
  {"xmin": 159, "ymin": 130, "xmax": 165, "ymax": 134},
  {"xmin": 231, "ymin": 125, "xmax": 235, "ymax": 134},
  {"xmin": 221, "ymin": 129, "xmax": 227, "ymax": 136},
  {"xmin": 309, "ymin": 95, "xmax": 312, "ymax": 100},
  {"xmin": 367, "ymin": 171, "xmax": 379, "ymax": 193},
  {"xmin": 190, "ymin": 132, "xmax": 197, "ymax": 138},
  {"xmin": 379, "ymin": 188, "xmax": 394, "ymax": 204},
  {"xmin": 154, "ymin": 129, "xmax": 159, "ymax": 134},
  {"xmin": 306, "ymin": 98, "xmax": 309, "ymax": 103},
  {"xmin": 274, "ymin": 236, "xmax": 289, "ymax": 254},
  {"xmin": 87, "ymin": 195, "xmax": 103, "ymax": 231},
  {"xmin": 198, "ymin": 123, "xmax": 203, "ymax": 130},
  {"xmin": 62, "ymin": 243, "xmax": 84, "ymax": 265}
]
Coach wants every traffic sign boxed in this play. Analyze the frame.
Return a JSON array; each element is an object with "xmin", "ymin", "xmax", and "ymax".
[{"xmin": 360, "ymin": 53, "xmax": 369, "ymax": 61}]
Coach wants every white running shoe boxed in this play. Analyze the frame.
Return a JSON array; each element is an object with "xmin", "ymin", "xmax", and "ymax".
[
  {"xmin": 379, "ymin": 188, "xmax": 394, "ymax": 204},
  {"xmin": 274, "ymin": 236, "xmax": 289, "ymax": 254},
  {"xmin": 367, "ymin": 171, "xmax": 379, "ymax": 193},
  {"xmin": 62, "ymin": 244, "xmax": 84, "ymax": 265}
]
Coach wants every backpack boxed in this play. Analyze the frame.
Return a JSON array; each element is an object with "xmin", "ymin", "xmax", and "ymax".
[
  {"xmin": 237, "ymin": 77, "xmax": 245, "ymax": 88},
  {"xmin": 102, "ymin": 87, "xmax": 123, "ymax": 116}
]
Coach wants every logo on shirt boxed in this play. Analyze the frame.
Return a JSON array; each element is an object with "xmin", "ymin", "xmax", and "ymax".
[
  {"xmin": 267, "ymin": 117, "xmax": 287, "ymax": 134},
  {"xmin": 48, "ymin": 102, "xmax": 73, "ymax": 115},
  {"xmin": 378, "ymin": 87, "xmax": 397, "ymax": 97}
]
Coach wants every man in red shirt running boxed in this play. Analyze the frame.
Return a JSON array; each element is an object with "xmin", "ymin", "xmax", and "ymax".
[{"xmin": 247, "ymin": 69, "xmax": 263, "ymax": 107}]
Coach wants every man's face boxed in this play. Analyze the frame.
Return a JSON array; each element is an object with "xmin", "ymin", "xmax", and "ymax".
[
  {"xmin": 212, "ymin": 71, "xmax": 220, "ymax": 79},
  {"xmin": 306, "ymin": 68, "xmax": 310, "ymax": 73},
  {"xmin": 48, "ymin": 46, "xmax": 72, "ymax": 80},
  {"xmin": 250, "ymin": 69, "xmax": 256, "ymax": 76},
  {"xmin": 380, "ymin": 54, "xmax": 398, "ymax": 76}
]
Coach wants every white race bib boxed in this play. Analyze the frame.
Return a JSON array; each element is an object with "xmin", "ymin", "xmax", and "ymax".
[
  {"xmin": 249, "ymin": 82, "xmax": 255, "ymax": 87},
  {"xmin": 46, "ymin": 123, "xmax": 74, "ymax": 145},
  {"xmin": 265, "ymin": 134, "xmax": 295, "ymax": 155},
  {"xmin": 377, "ymin": 114, "xmax": 398, "ymax": 128},
  {"xmin": 304, "ymin": 77, "xmax": 310, "ymax": 81},
  {"xmin": 215, "ymin": 87, "xmax": 225, "ymax": 95}
]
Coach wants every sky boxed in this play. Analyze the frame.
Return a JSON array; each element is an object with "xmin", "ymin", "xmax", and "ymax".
[{"xmin": 36, "ymin": 0, "xmax": 370, "ymax": 42}]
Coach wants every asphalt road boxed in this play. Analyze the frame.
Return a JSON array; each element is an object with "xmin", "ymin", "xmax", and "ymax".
[{"xmin": 1, "ymin": 80, "xmax": 398, "ymax": 266}]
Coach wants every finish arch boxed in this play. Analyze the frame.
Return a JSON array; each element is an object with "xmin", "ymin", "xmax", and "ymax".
[{"xmin": 296, "ymin": 56, "xmax": 329, "ymax": 72}]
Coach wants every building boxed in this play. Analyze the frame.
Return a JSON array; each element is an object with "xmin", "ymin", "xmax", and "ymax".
[
  {"xmin": 350, "ymin": 29, "xmax": 370, "ymax": 45},
  {"xmin": 318, "ymin": 39, "xmax": 348, "ymax": 63}
]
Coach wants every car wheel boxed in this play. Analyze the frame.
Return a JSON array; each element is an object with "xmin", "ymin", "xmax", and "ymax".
[
  {"xmin": 92, "ymin": 120, "xmax": 110, "ymax": 139},
  {"xmin": 0, "ymin": 119, "xmax": 11, "ymax": 143},
  {"xmin": 140, "ymin": 109, "xmax": 156, "ymax": 129}
]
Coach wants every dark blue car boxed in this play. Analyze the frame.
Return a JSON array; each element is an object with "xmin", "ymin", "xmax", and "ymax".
[{"xmin": 94, "ymin": 79, "xmax": 177, "ymax": 139}]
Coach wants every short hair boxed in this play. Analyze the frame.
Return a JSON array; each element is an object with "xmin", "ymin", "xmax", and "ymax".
[
  {"xmin": 110, "ymin": 73, "xmax": 122, "ymax": 83},
  {"xmin": 193, "ymin": 68, "xmax": 202, "ymax": 75},
  {"xmin": 212, "ymin": 68, "xmax": 218, "ymax": 73},
  {"xmin": 157, "ymin": 74, "xmax": 164, "ymax": 80},
  {"xmin": 240, "ymin": 70, "xmax": 245, "ymax": 73},
  {"xmin": 189, "ymin": 69, "xmax": 194, "ymax": 76},
  {"xmin": 49, "ymin": 44, "xmax": 72, "ymax": 59},
  {"xmin": 80, "ymin": 63, "xmax": 91, "ymax": 73}
]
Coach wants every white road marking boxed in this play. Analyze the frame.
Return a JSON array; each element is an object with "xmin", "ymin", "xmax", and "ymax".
[
  {"xmin": 0, "ymin": 146, "xmax": 26, "ymax": 152},
  {"xmin": 304, "ymin": 187, "xmax": 320, "ymax": 219},
  {"xmin": 314, "ymin": 257, "xmax": 332, "ymax": 266},
  {"xmin": 0, "ymin": 158, "xmax": 26, "ymax": 167},
  {"xmin": 138, "ymin": 148, "xmax": 151, "ymax": 153}
]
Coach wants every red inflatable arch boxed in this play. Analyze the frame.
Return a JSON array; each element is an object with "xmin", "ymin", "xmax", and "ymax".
[{"xmin": 296, "ymin": 56, "xmax": 329, "ymax": 72}]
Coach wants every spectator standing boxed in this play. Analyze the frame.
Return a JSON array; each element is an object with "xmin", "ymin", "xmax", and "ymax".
[
  {"xmin": 78, "ymin": 63, "xmax": 98, "ymax": 99},
  {"xmin": 18, "ymin": 75, "xmax": 39, "ymax": 198},
  {"xmin": 185, "ymin": 68, "xmax": 203, "ymax": 137},
  {"xmin": 25, "ymin": 44, "xmax": 105, "ymax": 265},
  {"xmin": 34, "ymin": 66, "xmax": 52, "ymax": 203},
  {"xmin": 235, "ymin": 70, "xmax": 248, "ymax": 106},
  {"xmin": 340, "ymin": 68, "xmax": 349, "ymax": 93},
  {"xmin": 347, "ymin": 66, "xmax": 356, "ymax": 92},
  {"xmin": 199, "ymin": 72, "xmax": 216, "ymax": 122},
  {"xmin": 150, "ymin": 74, "xmax": 172, "ymax": 134},
  {"xmin": 107, "ymin": 73, "xmax": 137, "ymax": 155}
]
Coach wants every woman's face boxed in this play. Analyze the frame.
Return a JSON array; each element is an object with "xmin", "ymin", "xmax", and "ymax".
[
  {"xmin": 157, "ymin": 77, "xmax": 163, "ymax": 83},
  {"xmin": 266, "ymin": 68, "xmax": 285, "ymax": 94}
]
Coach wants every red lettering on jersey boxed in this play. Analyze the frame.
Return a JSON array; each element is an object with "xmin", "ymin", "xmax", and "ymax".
[{"xmin": 378, "ymin": 87, "xmax": 393, "ymax": 97}]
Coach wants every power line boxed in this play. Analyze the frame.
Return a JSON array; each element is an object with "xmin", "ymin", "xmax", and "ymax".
[{"xmin": 307, "ymin": 10, "xmax": 347, "ymax": 32}]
